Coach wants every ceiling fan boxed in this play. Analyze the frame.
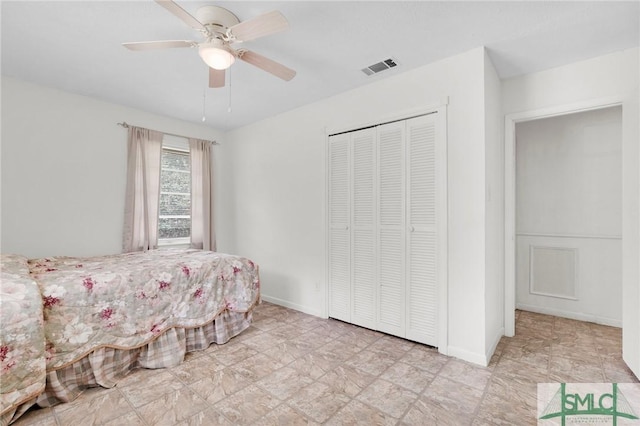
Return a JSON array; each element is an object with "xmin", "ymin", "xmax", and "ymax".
[{"xmin": 123, "ymin": 0, "xmax": 296, "ymax": 88}]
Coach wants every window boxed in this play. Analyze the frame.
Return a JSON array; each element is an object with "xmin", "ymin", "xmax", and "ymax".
[{"xmin": 158, "ymin": 138, "xmax": 191, "ymax": 245}]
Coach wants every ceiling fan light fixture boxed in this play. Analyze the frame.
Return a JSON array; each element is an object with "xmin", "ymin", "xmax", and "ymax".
[{"xmin": 198, "ymin": 42, "xmax": 235, "ymax": 70}]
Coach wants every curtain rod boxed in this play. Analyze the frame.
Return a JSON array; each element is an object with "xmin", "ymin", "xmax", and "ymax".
[{"xmin": 117, "ymin": 122, "xmax": 219, "ymax": 145}]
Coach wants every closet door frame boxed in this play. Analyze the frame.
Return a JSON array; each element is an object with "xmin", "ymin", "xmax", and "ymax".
[{"xmin": 325, "ymin": 103, "xmax": 449, "ymax": 356}]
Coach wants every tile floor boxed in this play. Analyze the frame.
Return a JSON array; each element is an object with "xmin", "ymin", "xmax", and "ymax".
[{"xmin": 14, "ymin": 303, "xmax": 639, "ymax": 425}]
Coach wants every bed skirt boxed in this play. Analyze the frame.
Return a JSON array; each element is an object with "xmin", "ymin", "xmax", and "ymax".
[{"xmin": 4, "ymin": 309, "xmax": 253, "ymax": 425}]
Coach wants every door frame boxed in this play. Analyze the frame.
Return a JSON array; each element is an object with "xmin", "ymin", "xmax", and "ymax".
[{"xmin": 503, "ymin": 96, "xmax": 623, "ymax": 336}]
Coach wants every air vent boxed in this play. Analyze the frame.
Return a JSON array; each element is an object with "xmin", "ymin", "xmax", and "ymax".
[{"xmin": 362, "ymin": 58, "xmax": 398, "ymax": 76}]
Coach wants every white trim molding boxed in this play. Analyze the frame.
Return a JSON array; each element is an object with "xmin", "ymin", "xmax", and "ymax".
[{"xmin": 261, "ymin": 294, "xmax": 325, "ymax": 319}]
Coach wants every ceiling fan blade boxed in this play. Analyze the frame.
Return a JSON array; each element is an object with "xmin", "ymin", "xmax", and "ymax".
[
  {"xmin": 209, "ymin": 68, "xmax": 225, "ymax": 88},
  {"xmin": 237, "ymin": 49, "xmax": 296, "ymax": 81},
  {"xmin": 155, "ymin": 0, "xmax": 206, "ymax": 31},
  {"xmin": 122, "ymin": 40, "xmax": 195, "ymax": 51},
  {"xmin": 229, "ymin": 11, "xmax": 289, "ymax": 42}
]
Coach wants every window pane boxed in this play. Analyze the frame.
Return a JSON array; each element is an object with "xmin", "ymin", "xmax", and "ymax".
[
  {"xmin": 162, "ymin": 150, "xmax": 190, "ymax": 170},
  {"xmin": 161, "ymin": 170, "xmax": 190, "ymax": 193},
  {"xmin": 159, "ymin": 218, "xmax": 190, "ymax": 239},
  {"xmin": 159, "ymin": 194, "xmax": 190, "ymax": 216},
  {"xmin": 160, "ymin": 148, "xmax": 191, "ymax": 241}
]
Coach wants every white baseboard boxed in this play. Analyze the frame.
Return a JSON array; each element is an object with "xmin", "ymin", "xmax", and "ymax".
[
  {"xmin": 260, "ymin": 294, "xmax": 325, "ymax": 318},
  {"xmin": 486, "ymin": 326, "xmax": 505, "ymax": 364},
  {"xmin": 516, "ymin": 303, "xmax": 621, "ymax": 328},
  {"xmin": 446, "ymin": 345, "xmax": 489, "ymax": 367},
  {"xmin": 445, "ymin": 327, "xmax": 504, "ymax": 367}
]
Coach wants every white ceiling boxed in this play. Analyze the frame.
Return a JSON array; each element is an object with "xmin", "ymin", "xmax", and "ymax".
[{"xmin": 2, "ymin": 1, "xmax": 638, "ymax": 131}]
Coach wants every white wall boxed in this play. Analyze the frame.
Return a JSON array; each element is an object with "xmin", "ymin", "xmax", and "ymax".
[
  {"xmin": 502, "ymin": 47, "xmax": 639, "ymax": 378},
  {"xmin": 515, "ymin": 107, "xmax": 622, "ymax": 326},
  {"xmin": 483, "ymin": 50, "xmax": 505, "ymax": 362},
  {"xmin": 516, "ymin": 109, "xmax": 622, "ymax": 238},
  {"xmin": 1, "ymin": 77, "xmax": 226, "ymax": 258},
  {"xmin": 225, "ymin": 47, "xmax": 493, "ymax": 364}
]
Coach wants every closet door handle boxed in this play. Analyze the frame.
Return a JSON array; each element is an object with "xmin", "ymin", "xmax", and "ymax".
[
  {"xmin": 409, "ymin": 226, "xmax": 415, "ymax": 232},
  {"xmin": 345, "ymin": 225, "xmax": 349, "ymax": 230}
]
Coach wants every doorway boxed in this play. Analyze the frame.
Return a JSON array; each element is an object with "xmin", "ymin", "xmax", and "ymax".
[
  {"xmin": 514, "ymin": 106, "xmax": 622, "ymax": 325},
  {"xmin": 504, "ymin": 99, "xmax": 624, "ymax": 338}
]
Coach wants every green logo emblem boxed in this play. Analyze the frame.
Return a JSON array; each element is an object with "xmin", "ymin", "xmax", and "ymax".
[{"xmin": 539, "ymin": 383, "xmax": 639, "ymax": 425}]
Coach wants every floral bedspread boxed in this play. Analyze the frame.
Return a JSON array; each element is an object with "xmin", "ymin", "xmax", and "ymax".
[
  {"xmin": 0, "ymin": 254, "xmax": 46, "ymax": 418},
  {"xmin": 28, "ymin": 249, "xmax": 260, "ymax": 370}
]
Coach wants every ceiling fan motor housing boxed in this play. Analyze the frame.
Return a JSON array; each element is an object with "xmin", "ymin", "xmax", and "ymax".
[{"xmin": 196, "ymin": 6, "xmax": 240, "ymax": 33}]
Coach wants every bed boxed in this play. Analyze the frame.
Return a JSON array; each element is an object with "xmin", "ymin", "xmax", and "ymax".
[
  {"xmin": 0, "ymin": 255, "xmax": 46, "ymax": 426},
  {"xmin": 0, "ymin": 249, "xmax": 260, "ymax": 425}
]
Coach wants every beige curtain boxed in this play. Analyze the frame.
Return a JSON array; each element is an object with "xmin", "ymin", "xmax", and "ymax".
[
  {"xmin": 189, "ymin": 138, "xmax": 216, "ymax": 251},
  {"xmin": 123, "ymin": 126, "xmax": 163, "ymax": 252}
]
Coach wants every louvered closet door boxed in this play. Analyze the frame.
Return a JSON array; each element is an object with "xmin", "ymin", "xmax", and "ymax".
[
  {"xmin": 351, "ymin": 129, "xmax": 377, "ymax": 329},
  {"xmin": 377, "ymin": 122, "xmax": 406, "ymax": 337},
  {"xmin": 328, "ymin": 134, "xmax": 350, "ymax": 322},
  {"xmin": 405, "ymin": 114, "xmax": 439, "ymax": 346}
]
